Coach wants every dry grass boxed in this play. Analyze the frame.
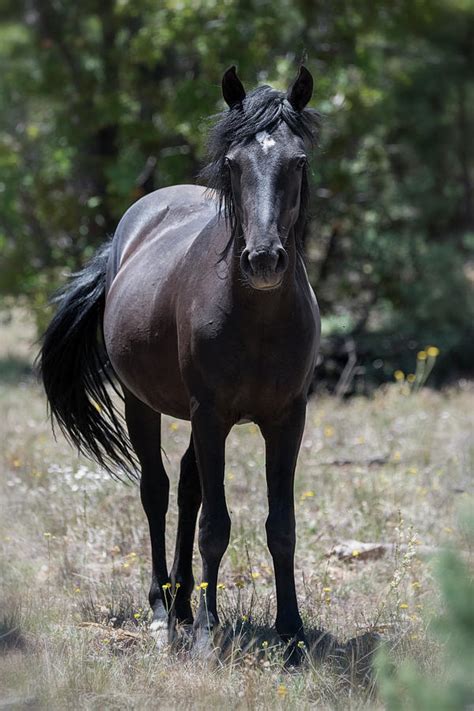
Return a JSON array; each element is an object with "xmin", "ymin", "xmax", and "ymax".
[{"xmin": 0, "ymin": 311, "xmax": 472, "ymax": 709}]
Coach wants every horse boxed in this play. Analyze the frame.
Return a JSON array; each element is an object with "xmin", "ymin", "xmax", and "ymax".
[{"xmin": 40, "ymin": 66, "xmax": 321, "ymax": 661}]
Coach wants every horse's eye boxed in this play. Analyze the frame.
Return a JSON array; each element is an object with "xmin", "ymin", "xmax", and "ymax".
[
  {"xmin": 296, "ymin": 156, "xmax": 307, "ymax": 169},
  {"xmin": 224, "ymin": 157, "xmax": 232, "ymax": 168}
]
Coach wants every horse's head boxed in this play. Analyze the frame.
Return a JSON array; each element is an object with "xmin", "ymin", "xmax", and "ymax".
[{"xmin": 221, "ymin": 66, "xmax": 315, "ymax": 291}]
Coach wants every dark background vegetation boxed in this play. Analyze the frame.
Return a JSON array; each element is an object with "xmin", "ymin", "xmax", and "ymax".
[{"xmin": 0, "ymin": 0, "xmax": 473, "ymax": 389}]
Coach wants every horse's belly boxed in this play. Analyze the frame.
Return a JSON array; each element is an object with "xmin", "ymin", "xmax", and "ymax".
[
  {"xmin": 106, "ymin": 334, "xmax": 190, "ymax": 419},
  {"xmin": 104, "ymin": 292, "xmax": 190, "ymax": 419}
]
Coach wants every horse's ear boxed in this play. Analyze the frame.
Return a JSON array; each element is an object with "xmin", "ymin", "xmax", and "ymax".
[
  {"xmin": 287, "ymin": 66, "xmax": 313, "ymax": 111},
  {"xmin": 222, "ymin": 66, "xmax": 246, "ymax": 108}
]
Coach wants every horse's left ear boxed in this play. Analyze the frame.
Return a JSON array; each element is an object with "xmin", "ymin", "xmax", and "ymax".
[
  {"xmin": 287, "ymin": 66, "xmax": 313, "ymax": 111},
  {"xmin": 222, "ymin": 66, "xmax": 246, "ymax": 108}
]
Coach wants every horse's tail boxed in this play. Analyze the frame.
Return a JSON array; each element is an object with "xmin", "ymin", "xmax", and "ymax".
[{"xmin": 38, "ymin": 241, "xmax": 137, "ymax": 479}]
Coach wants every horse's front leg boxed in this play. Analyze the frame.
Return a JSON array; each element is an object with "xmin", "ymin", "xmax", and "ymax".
[
  {"xmin": 260, "ymin": 399, "xmax": 307, "ymax": 659},
  {"xmin": 190, "ymin": 401, "xmax": 231, "ymax": 649}
]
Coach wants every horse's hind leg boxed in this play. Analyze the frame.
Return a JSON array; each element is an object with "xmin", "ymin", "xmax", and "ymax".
[
  {"xmin": 124, "ymin": 391, "xmax": 170, "ymax": 645},
  {"xmin": 170, "ymin": 436, "xmax": 201, "ymax": 629}
]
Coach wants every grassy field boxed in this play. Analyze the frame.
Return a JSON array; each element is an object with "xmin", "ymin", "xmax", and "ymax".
[{"xmin": 0, "ymin": 310, "xmax": 473, "ymax": 709}]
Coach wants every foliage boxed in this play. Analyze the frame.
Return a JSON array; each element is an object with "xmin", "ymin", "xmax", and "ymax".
[
  {"xmin": 377, "ymin": 512, "xmax": 474, "ymax": 710},
  {"xmin": 0, "ymin": 0, "xmax": 473, "ymax": 379}
]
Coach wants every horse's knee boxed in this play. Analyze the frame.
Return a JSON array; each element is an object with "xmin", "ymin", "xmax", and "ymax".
[
  {"xmin": 265, "ymin": 516, "xmax": 295, "ymax": 561},
  {"xmin": 198, "ymin": 509, "xmax": 231, "ymax": 562},
  {"xmin": 140, "ymin": 466, "xmax": 169, "ymax": 515}
]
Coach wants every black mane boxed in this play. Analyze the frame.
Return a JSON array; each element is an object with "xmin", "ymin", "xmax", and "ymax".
[{"xmin": 199, "ymin": 84, "xmax": 320, "ymax": 239}]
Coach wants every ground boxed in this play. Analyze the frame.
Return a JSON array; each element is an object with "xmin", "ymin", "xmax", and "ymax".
[{"xmin": 0, "ymin": 309, "xmax": 472, "ymax": 709}]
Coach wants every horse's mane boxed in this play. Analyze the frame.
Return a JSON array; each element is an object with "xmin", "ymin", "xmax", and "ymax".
[{"xmin": 199, "ymin": 84, "xmax": 320, "ymax": 244}]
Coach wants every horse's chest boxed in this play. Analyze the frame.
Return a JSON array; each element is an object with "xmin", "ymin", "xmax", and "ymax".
[{"xmin": 189, "ymin": 316, "xmax": 316, "ymax": 413}]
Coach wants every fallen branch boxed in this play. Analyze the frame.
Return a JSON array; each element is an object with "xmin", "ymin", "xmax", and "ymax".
[
  {"xmin": 327, "ymin": 539, "xmax": 440, "ymax": 561},
  {"xmin": 319, "ymin": 456, "xmax": 389, "ymax": 467},
  {"xmin": 77, "ymin": 621, "xmax": 142, "ymax": 641}
]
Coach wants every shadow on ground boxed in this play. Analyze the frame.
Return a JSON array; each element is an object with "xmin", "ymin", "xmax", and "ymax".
[{"xmin": 173, "ymin": 621, "xmax": 382, "ymax": 681}]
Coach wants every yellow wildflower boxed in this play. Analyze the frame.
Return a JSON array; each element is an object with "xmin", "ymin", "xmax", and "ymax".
[
  {"xmin": 417, "ymin": 350, "xmax": 427, "ymax": 361},
  {"xmin": 323, "ymin": 425, "xmax": 335, "ymax": 438},
  {"xmin": 399, "ymin": 602, "xmax": 409, "ymax": 609},
  {"xmin": 301, "ymin": 490, "xmax": 315, "ymax": 499},
  {"xmin": 241, "ymin": 614, "xmax": 248, "ymax": 622},
  {"xmin": 407, "ymin": 373, "xmax": 416, "ymax": 383},
  {"xmin": 394, "ymin": 370, "xmax": 405, "ymax": 382},
  {"xmin": 352, "ymin": 549, "xmax": 360, "ymax": 558},
  {"xmin": 426, "ymin": 346, "xmax": 439, "ymax": 358},
  {"xmin": 323, "ymin": 586, "xmax": 331, "ymax": 592},
  {"xmin": 199, "ymin": 582, "xmax": 208, "ymax": 590},
  {"xmin": 251, "ymin": 571, "xmax": 260, "ymax": 579},
  {"xmin": 133, "ymin": 612, "xmax": 141, "ymax": 619},
  {"xmin": 162, "ymin": 582, "xmax": 171, "ymax": 590},
  {"xmin": 277, "ymin": 684, "xmax": 287, "ymax": 698},
  {"xmin": 217, "ymin": 583, "xmax": 226, "ymax": 590},
  {"xmin": 170, "ymin": 421, "xmax": 179, "ymax": 431}
]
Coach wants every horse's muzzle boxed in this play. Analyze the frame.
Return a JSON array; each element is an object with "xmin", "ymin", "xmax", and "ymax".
[{"xmin": 240, "ymin": 246, "xmax": 289, "ymax": 290}]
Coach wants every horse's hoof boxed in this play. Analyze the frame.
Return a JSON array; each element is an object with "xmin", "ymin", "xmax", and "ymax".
[
  {"xmin": 283, "ymin": 639, "xmax": 307, "ymax": 669},
  {"xmin": 170, "ymin": 621, "xmax": 194, "ymax": 651},
  {"xmin": 191, "ymin": 626, "xmax": 218, "ymax": 661},
  {"xmin": 149, "ymin": 617, "xmax": 169, "ymax": 651}
]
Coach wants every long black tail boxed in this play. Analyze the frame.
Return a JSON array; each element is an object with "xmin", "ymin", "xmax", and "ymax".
[{"xmin": 38, "ymin": 241, "xmax": 137, "ymax": 479}]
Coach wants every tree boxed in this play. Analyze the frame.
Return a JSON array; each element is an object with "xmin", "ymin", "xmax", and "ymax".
[{"xmin": 0, "ymin": 0, "xmax": 472, "ymax": 381}]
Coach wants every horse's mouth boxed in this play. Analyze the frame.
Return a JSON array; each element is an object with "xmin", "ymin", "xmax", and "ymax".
[{"xmin": 246, "ymin": 273, "xmax": 284, "ymax": 291}]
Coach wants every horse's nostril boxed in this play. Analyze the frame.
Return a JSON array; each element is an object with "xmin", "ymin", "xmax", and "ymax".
[
  {"xmin": 240, "ymin": 249, "xmax": 252, "ymax": 274},
  {"xmin": 243, "ymin": 247, "xmax": 288, "ymax": 278},
  {"xmin": 275, "ymin": 247, "xmax": 289, "ymax": 274}
]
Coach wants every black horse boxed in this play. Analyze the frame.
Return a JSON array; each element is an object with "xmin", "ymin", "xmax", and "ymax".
[{"xmin": 40, "ymin": 66, "xmax": 321, "ymax": 659}]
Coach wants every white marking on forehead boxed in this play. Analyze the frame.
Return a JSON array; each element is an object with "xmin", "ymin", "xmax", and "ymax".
[{"xmin": 255, "ymin": 131, "xmax": 276, "ymax": 154}]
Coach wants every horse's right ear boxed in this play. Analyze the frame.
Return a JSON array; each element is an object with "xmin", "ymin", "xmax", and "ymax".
[{"xmin": 222, "ymin": 66, "xmax": 246, "ymax": 108}]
